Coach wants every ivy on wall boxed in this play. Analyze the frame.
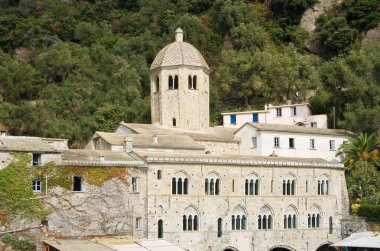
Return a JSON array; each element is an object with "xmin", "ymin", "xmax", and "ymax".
[{"xmin": 0, "ymin": 153, "xmax": 131, "ymax": 221}]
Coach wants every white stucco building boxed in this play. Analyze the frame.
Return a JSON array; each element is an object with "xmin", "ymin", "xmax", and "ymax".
[{"xmin": 222, "ymin": 103, "xmax": 328, "ymax": 129}]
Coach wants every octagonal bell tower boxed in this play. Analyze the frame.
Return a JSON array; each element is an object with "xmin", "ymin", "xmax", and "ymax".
[{"xmin": 150, "ymin": 28, "xmax": 210, "ymax": 131}]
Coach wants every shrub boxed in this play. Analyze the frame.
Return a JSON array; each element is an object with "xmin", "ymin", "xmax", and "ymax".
[{"xmin": 357, "ymin": 204, "xmax": 380, "ymax": 221}]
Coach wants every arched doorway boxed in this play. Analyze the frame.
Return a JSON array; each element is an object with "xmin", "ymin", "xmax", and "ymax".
[
  {"xmin": 223, "ymin": 247, "xmax": 238, "ymax": 251},
  {"xmin": 316, "ymin": 244, "xmax": 336, "ymax": 251},
  {"xmin": 270, "ymin": 246, "xmax": 295, "ymax": 251}
]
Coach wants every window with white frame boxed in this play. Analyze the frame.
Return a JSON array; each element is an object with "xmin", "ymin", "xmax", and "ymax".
[
  {"xmin": 135, "ymin": 217, "xmax": 141, "ymax": 230},
  {"xmin": 251, "ymin": 137, "xmax": 257, "ymax": 148},
  {"xmin": 132, "ymin": 177, "xmax": 139, "ymax": 193},
  {"xmin": 310, "ymin": 139, "xmax": 316, "ymax": 149},
  {"xmin": 274, "ymin": 137, "xmax": 280, "ymax": 148},
  {"xmin": 32, "ymin": 179, "xmax": 42, "ymax": 193},
  {"xmin": 276, "ymin": 108, "xmax": 282, "ymax": 117},
  {"xmin": 329, "ymin": 140, "xmax": 335, "ymax": 150},
  {"xmin": 290, "ymin": 106, "xmax": 297, "ymax": 116}
]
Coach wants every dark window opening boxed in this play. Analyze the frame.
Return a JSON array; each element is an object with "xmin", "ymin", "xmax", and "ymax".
[
  {"xmin": 168, "ymin": 75, "xmax": 173, "ymax": 89},
  {"xmin": 172, "ymin": 118, "xmax": 176, "ymax": 127},
  {"xmin": 289, "ymin": 138, "xmax": 295, "ymax": 148},
  {"xmin": 32, "ymin": 153, "xmax": 41, "ymax": 166},
  {"xmin": 157, "ymin": 170, "xmax": 162, "ymax": 180},
  {"xmin": 174, "ymin": 75, "xmax": 178, "ymax": 89},
  {"xmin": 217, "ymin": 218, "xmax": 222, "ymax": 237},
  {"xmin": 158, "ymin": 219, "xmax": 163, "ymax": 238},
  {"xmin": 73, "ymin": 176, "xmax": 83, "ymax": 192},
  {"xmin": 193, "ymin": 75, "xmax": 197, "ymax": 89},
  {"xmin": 156, "ymin": 76, "xmax": 159, "ymax": 92}
]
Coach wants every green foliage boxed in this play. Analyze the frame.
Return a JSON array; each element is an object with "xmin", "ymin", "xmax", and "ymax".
[
  {"xmin": 336, "ymin": 133, "xmax": 380, "ymax": 169},
  {"xmin": 346, "ymin": 161, "xmax": 380, "ymax": 205},
  {"xmin": 0, "ymin": 153, "xmax": 47, "ymax": 219},
  {"xmin": 1, "ymin": 234, "xmax": 35, "ymax": 251},
  {"xmin": 269, "ymin": 0, "xmax": 318, "ymax": 25},
  {"xmin": 357, "ymin": 204, "xmax": 380, "ymax": 221}
]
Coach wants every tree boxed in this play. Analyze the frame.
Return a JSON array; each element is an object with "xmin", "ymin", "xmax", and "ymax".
[{"xmin": 336, "ymin": 132, "xmax": 380, "ymax": 169}]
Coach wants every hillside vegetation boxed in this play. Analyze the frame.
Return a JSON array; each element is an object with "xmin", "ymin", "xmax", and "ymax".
[{"xmin": 0, "ymin": 0, "xmax": 379, "ymax": 147}]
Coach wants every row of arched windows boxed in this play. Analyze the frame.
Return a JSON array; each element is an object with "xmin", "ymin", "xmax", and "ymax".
[
  {"xmin": 205, "ymin": 178, "xmax": 220, "ymax": 195},
  {"xmin": 183, "ymin": 215, "xmax": 198, "ymax": 231},
  {"xmin": 172, "ymin": 177, "xmax": 188, "ymax": 195},
  {"xmin": 169, "ymin": 175, "xmax": 330, "ymax": 196},
  {"xmin": 245, "ymin": 179, "xmax": 259, "ymax": 195},
  {"xmin": 157, "ymin": 208, "xmax": 332, "ymax": 238},
  {"xmin": 154, "ymin": 75, "xmax": 199, "ymax": 91}
]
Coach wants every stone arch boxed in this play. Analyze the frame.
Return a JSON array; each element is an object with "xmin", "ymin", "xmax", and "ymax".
[
  {"xmin": 316, "ymin": 242, "xmax": 336, "ymax": 251},
  {"xmin": 207, "ymin": 170, "xmax": 221, "ymax": 179},
  {"xmin": 269, "ymin": 245, "xmax": 296, "ymax": 251},
  {"xmin": 174, "ymin": 170, "xmax": 190, "ymax": 178},
  {"xmin": 223, "ymin": 246, "xmax": 239, "ymax": 251},
  {"xmin": 184, "ymin": 204, "xmax": 200, "ymax": 215},
  {"xmin": 260, "ymin": 204, "xmax": 274, "ymax": 215},
  {"xmin": 247, "ymin": 171, "xmax": 261, "ymax": 180},
  {"xmin": 309, "ymin": 203, "xmax": 323, "ymax": 215},
  {"xmin": 284, "ymin": 204, "xmax": 298, "ymax": 215},
  {"xmin": 233, "ymin": 204, "xmax": 248, "ymax": 215}
]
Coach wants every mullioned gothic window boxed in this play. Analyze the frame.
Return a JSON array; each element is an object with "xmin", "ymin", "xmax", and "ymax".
[
  {"xmin": 188, "ymin": 75, "xmax": 197, "ymax": 89},
  {"xmin": 283, "ymin": 173, "xmax": 296, "ymax": 195},
  {"xmin": 183, "ymin": 215, "xmax": 199, "ymax": 231},
  {"xmin": 172, "ymin": 176, "xmax": 189, "ymax": 195},
  {"xmin": 308, "ymin": 205, "xmax": 322, "ymax": 228},
  {"xmin": 205, "ymin": 178, "xmax": 220, "ymax": 195},
  {"xmin": 244, "ymin": 178, "xmax": 259, "ymax": 195},
  {"xmin": 318, "ymin": 175, "xmax": 329, "ymax": 195},
  {"xmin": 283, "ymin": 206, "xmax": 297, "ymax": 229},
  {"xmin": 258, "ymin": 206, "xmax": 273, "ymax": 230}
]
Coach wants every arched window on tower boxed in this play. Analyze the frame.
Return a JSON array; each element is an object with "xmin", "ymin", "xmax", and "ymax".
[
  {"xmin": 193, "ymin": 75, "xmax": 197, "ymax": 89},
  {"xmin": 168, "ymin": 75, "xmax": 173, "ymax": 89},
  {"xmin": 172, "ymin": 118, "xmax": 176, "ymax": 127},
  {"xmin": 174, "ymin": 75, "xmax": 178, "ymax": 89},
  {"xmin": 188, "ymin": 75, "xmax": 192, "ymax": 89},
  {"xmin": 155, "ymin": 76, "xmax": 159, "ymax": 92}
]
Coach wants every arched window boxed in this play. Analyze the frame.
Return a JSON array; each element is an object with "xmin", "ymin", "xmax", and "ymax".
[
  {"xmin": 158, "ymin": 219, "xmax": 163, "ymax": 238},
  {"xmin": 231, "ymin": 215, "xmax": 235, "ymax": 230},
  {"xmin": 168, "ymin": 75, "xmax": 173, "ymax": 89},
  {"xmin": 155, "ymin": 76, "xmax": 159, "ymax": 92},
  {"xmin": 174, "ymin": 75, "xmax": 178, "ymax": 89},
  {"xmin": 178, "ymin": 178, "xmax": 183, "ymax": 194},
  {"xmin": 205, "ymin": 173, "xmax": 220, "ymax": 195},
  {"xmin": 284, "ymin": 206, "xmax": 297, "ymax": 229},
  {"xmin": 172, "ymin": 118, "xmax": 176, "ymax": 127},
  {"xmin": 188, "ymin": 215, "xmax": 193, "ymax": 231},
  {"xmin": 283, "ymin": 174, "xmax": 296, "ymax": 195},
  {"xmin": 318, "ymin": 175, "xmax": 329, "ymax": 195},
  {"xmin": 183, "ymin": 215, "xmax": 187, "ymax": 231},
  {"xmin": 308, "ymin": 205, "xmax": 321, "ymax": 229},
  {"xmin": 157, "ymin": 170, "xmax": 162, "ymax": 180},
  {"xmin": 193, "ymin": 75, "xmax": 197, "ymax": 89},
  {"xmin": 194, "ymin": 215, "xmax": 198, "ymax": 230},
  {"xmin": 329, "ymin": 216, "xmax": 333, "ymax": 234},
  {"xmin": 236, "ymin": 215, "xmax": 241, "ymax": 230},
  {"xmin": 245, "ymin": 176, "xmax": 259, "ymax": 196},
  {"xmin": 205, "ymin": 178, "xmax": 209, "ymax": 195},
  {"xmin": 217, "ymin": 218, "xmax": 222, "ymax": 237},
  {"xmin": 172, "ymin": 178, "xmax": 176, "ymax": 194},
  {"xmin": 184, "ymin": 178, "xmax": 188, "ymax": 195},
  {"xmin": 188, "ymin": 75, "xmax": 192, "ymax": 89},
  {"xmin": 242, "ymin": 215, "xmax": 246, "ymax": 230},
  {"xmin": 231, "ymin": 206, "xmax": 247, "ymax": 231},
  {"xmin": 258, "ymin": 206, "xmax": 273, "ymax": 230}
]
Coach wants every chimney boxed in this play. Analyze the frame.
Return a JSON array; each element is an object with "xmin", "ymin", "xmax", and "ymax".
[
  {"xmin": 99, "ymin": 155, "xmax": 105, "ymax": 161},
  {"xmin": 153, "ymin": 134, "xmax": 158, "ymax": 144},
  {"xmin": 124, "ymin": 137, "xmax": 133, "ymax": 152}
]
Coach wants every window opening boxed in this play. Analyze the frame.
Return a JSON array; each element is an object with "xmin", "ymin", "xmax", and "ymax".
[
  {"xmin": 329, "ymin": 140, "xmax": 335, "ymax": 150},
  {"xmin": 290, "ymin": 106, "xmax": 297, "ymax": 116},
  {"xmin": 73, "ymin": 176, "xmax": 83, "ymax": 192},
  {"xmin": 251, "ymin": 137, "xmax": 257, "ymax": 148},
  {"xmin": 32, "ymin": 153, "xmax": 41, "ymax": 166},
  {"xmin": 289, "ymin": 138, "xmax": 295, "ymax": 148},
  {"xmin": 217, "ymin": 218, "xmax": 222, "ymax": 237},
  {"xmin": 158, "ymin": 219, "xmax": 163, "ymax": 238},
  {"xmin": 32, "ymin": 180, "xmax": 42, "ymax": 193},
  {"xmin": 276, "ymin": 108, "xmax": 282, "ymax": 117},
  {"xmin": 174, "ymin": 75, "xmax": 178, "ymax": 89},
  {"xmin": 193, "ymin": 75, "xmax": 197, "ymax": 89},
  {"xmin": 168, "ymin": 75, "xmax": 173, "ymax": 89},
  {"xmin": 274, "ymin": 137, "xmax": 280, "ymax": 148},
  {"xmin": 155, "ymin": 77, "xmax": 159, "ymax": 92},
  {"xmin": 157, "ymin": 170, "xmax": 162, "ymax": 180},
  {"xmin": 132, "ymin": 177, "xmax": 139, "ymax": 192},
  {"xmin": 230, "ymin": 115, "xmax": 236, "ymax": 125},
  {"xmin": 172, "ymin": 118, "xmax": 176, "ymax": 127}
]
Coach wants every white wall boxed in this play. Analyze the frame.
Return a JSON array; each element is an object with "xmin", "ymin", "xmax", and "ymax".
[{"xmin": 237, "ymin": 126, "xmax": 348, "ymax": 162}]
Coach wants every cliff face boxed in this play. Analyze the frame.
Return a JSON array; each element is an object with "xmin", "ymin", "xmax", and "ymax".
[
  {"xmin": 300, "ymin": 0, "xmax": 343, "ymax": 33},
  {"xmin": 362, "ymin": 22, "xmax": 380, "ymax": 44}
]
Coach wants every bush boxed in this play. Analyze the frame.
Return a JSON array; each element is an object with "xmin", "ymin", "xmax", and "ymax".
[
  {"xmin": 357, "ymin": 204, "xmax": 380, "ymax": 221},
  {"xmin": 1, "ymin": 234, "xmax": 35, "ymax": 251}
]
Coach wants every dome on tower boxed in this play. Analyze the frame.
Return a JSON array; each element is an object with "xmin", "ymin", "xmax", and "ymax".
[{"xmin": 150, "ymin": 28, "xmax": 210, "ymax": 71}]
